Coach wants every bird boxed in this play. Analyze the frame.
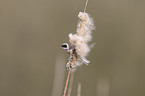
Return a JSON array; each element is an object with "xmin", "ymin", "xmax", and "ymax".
[{"xmin": 61, "ymin": 43, "xmax": 71, "ymax": 54}]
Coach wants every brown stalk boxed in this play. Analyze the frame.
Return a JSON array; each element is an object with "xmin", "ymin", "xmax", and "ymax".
[
  {"xmin": 63, "ymin": 67, "xmax": 71, "ymax": 96},
  {"xmin": 67, "ymin": 71, "xmax": 75, "ymax": 96}
]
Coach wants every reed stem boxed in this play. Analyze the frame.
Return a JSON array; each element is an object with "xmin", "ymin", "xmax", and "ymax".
[{"xmin": 63, "ymin": 67, "xmax": 71, "ymax": 96}]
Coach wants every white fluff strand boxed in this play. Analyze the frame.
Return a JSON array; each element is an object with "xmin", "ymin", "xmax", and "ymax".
[{"xmin": 68, "ymin": 12, "xmax": 95, "ymax": 69}]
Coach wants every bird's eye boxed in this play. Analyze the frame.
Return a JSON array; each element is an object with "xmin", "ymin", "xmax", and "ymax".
[
  {"xmin": 61, "ymin": 43, "xmax": 69, "ymax": 49},
  {"xmin": 61, "ymin": 44, "xmax": 67, "ymax": 48}
]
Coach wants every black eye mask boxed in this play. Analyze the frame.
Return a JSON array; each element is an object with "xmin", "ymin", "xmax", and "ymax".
[
  {"xmin": 61, "ymin": 43, "xmax": 70, "ymax": 50},
  {"xmin": 61, "ymin": 44, "xmax": 67, "ymax": 48}
]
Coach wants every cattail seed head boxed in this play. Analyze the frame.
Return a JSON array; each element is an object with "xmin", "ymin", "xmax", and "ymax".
[{"xmin": 62, "ymin": 12, "xmax": 95, "ymax": 70}]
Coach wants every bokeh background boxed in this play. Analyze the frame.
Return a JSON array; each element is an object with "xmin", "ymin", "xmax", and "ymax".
[{"xmin": 0, "ymin": 0, "xmax": 145, "ymax": 96}]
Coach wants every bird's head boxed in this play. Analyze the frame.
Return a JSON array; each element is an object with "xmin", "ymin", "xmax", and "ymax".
[{"xmin": 61, "ymin": 43, "xmax": 70, "ymax": 50}]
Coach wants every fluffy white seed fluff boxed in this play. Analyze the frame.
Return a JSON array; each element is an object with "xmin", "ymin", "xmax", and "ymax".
[{"xmin": 68, "ymin": 12, "xmax": 95, "ymax": 69}]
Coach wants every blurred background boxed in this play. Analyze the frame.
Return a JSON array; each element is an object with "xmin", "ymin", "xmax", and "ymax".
[{"xmin": 0, "ymin": 0, "xmax": 145, "ymax": 96}]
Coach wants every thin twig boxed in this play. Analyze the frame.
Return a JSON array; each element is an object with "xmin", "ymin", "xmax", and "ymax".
[
  {"xmin": 84, "ymin": 0, "xmax": 89, "ymax": 12},
  {"xmin": 67, "ymin": 72, "xmax": 75, "ymax": 96},
  {"xmin": 63, "ymin": 67, "xmax": 71, "ymax": 96}
]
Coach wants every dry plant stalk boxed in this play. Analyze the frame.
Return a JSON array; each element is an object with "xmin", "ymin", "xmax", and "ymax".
[
  {"xmin": 67, "ymin": 72, "xmax": 75, "ymax": 96},
  {"xmin": 77, "ymin": 83, "xmax": 81, "ymax": 96},
  {"xmin": 61, "ymin": 0, "xmax": 95, "ymax": 95},
  {"xmin": 62, "ymin": 11, "xmax": 94, "ymax": 95},
  {"xmin": 63, "ymin": 67, "xmax": 71, "ymax": 96}
]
